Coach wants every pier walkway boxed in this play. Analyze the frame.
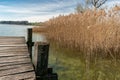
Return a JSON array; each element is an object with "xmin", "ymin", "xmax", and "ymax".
[{"xmin": 0, "ymin": 37, "xmax": 35, "ymax": 80}]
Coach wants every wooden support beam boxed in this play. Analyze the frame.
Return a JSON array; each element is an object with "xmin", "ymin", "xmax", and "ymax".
[
  {"xmin": 33, "ymin": 42, "xmax": 49, "ymax": 76},
  {"xmin": 27, "ymin": 28, "xmax": 34, "ymax": 59},
  {"xmin": 33, "ymin": 42, "xmax": 58, "ymax": 80}
]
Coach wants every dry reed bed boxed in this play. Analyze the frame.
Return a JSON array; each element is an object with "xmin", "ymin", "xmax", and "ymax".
[{"xmin": 43, "ymin": 6, "xmax": 120, "ymax": 58}]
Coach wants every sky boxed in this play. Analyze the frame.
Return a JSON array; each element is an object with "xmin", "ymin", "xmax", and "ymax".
[{"xmin": 0, "ymin": 0, "xmax": 120, "ymax": 22}]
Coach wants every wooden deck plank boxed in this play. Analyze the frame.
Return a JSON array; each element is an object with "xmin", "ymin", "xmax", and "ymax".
[
  {"xmin": 0, "ymin": 63, "xmax": 33, "ymax": 71},
  {"xmin": 0, "ymin": 37, "xmax": 26, "ymax": 45},
  {"xmin": 0, "ymin": 37, "xmax": 35, "ymax": 80},
  {"xmin": 0, "ymin": 57, "xmax": 31, "ymax": 64},
  {"xmin": 0, "ymin": 52, "xmax": 29, "ymax": 57},
  {"xmin": 0, "ymin": 72, "xmax": 35, "ymax": 80},
  {"xmin": 0, "ymin": 55, "xmax": 29, "ymax": 60},
  {"xmin": 0, "ymin": 46, "xmax": 28, "ymax": 53},
  {"xmin": 0, "ymin": 44, "xmax": 27, "ymax": 47},
  {"xmin": 0, "ymin": 61, "xmax": 31, "ymax": 67},
  {"xmin": 0, "ymin": 64, "xmax": 34, "ymax": 77},
  {"xmin": 0, "ymin": 46, "xmax": 29, "ymax": 59}
]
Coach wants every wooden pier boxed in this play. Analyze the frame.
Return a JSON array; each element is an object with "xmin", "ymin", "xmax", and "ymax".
[
  {"xmin": 0, "ymin": 37, "xmax": 35, "ymax": 80},
  {"xmin": 0, "ymin": 28, "xmax": 58, "ymax": 80}
]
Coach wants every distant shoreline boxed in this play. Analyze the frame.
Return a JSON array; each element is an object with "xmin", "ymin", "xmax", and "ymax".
[
  {"xmin": 0, "ymin": 21, "xmax": 32, "ymax": 25},
  {"xmin": 0, "ymin": 23, "xmax": 32, "ymax": 26},
  {"xmin": 0, "ymin": 21, "xmax": 44, "ymax": 26},
  {"xmin": 0, "ymin": 23, "xmax": 35, "ymax": 26}
]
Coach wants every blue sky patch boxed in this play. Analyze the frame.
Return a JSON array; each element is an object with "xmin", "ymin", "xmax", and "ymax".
[{"xmin": 0, "ymin": 0, "xmax": 119, "ymax": 22}]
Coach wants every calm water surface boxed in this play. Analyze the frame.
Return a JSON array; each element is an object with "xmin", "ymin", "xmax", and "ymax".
[
  {"xmin": 0, "ymin": 24, "xmax": 46, "ymax": 41},
  {"xmin": 0, "ymin": 24, "xmax": 32, "ymax": 36}
]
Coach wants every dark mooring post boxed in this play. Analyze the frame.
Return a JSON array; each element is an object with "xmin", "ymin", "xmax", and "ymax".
[
  {"xmin": 34, "ymin": 42, "xmax": 58, "ymax": 80},
  {"xmin": 27, "ymin": 28, "xmax": 34, "ymax": 59}
]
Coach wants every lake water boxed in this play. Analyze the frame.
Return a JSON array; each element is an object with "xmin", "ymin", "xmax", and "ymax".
[
  {"xmin": 0, "ymin": 24, "xmax": 32, "ymax": 36},
  {"xmin": 0, "ymin": 24, "xmax": 46, "ymax": 41}
]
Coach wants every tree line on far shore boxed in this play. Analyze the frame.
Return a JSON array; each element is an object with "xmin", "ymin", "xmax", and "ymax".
[
  {"xmin": 0, "ymin": 21, "xmax": 30, "ymax": 25},
  {"xmin": 0, "ymin": 21, "xmax": 44, "ymax": 26}
]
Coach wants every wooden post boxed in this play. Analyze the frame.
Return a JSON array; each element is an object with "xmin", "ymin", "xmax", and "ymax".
[
  {"xmin": 34, "ymin": 42, "xmax": 49, "ymax": 76},
  {"xmin": 34, "ymin": 42, "xmax": 58, "ymax": 80},
  {"xmin": 27, "ymin": 28, "xmax": 34, "ymax": 59}
]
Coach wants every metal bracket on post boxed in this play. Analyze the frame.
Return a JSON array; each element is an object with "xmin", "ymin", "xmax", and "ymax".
[
  {"xmin": 27, "ymin": 28, "xmax": 34, "ymax": 59},
  {"xmin": 33, "ymin": 42, "xmax": 58, "ymax": 80}
]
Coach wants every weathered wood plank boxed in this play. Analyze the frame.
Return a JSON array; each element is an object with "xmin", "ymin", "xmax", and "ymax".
[
  {"xmin": 0, "ymin": 56, "xmax": 31, "ymax": 64},
  {"xmin": 0, "ymin": 61, "xmax": 31, "ymax": 67},
  {"xmin": 0, "ymin": 46, "xmax": 28, "ymax": 50},
  {"xmin": 0, "ymin": 37, "xmax": 26, "ymax": 45},
  {"xmin": 0, "ymin": 63, "xmax": 32, "ymax": 71},
  {"xmin": 0, "ymin": 64, "xmax": 34, "ymax": 77},
  {"xmin": 0, "ymin": 72, "xmax": 35, "ymax": 80},
  {"xmin": 0, "ymin": 36, "xmax": 35, "ymax": 80},
  {"xmin": 0, "ymin": 46, "xmax": 28, "ymax": 53},
  {"xmin": 0, "ymin": 44, "xmax": 27, "ymax": 47},
  {"xmin": 0, "ymin": 52, "xmax": 29, "ymax": 57},
  {"xmin": 0, "ymin": 55, "xmax": 29, "ymax": 59}
]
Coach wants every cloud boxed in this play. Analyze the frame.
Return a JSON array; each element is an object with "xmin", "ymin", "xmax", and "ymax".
[
  {"xmin": 0, "ymin": 0, "xmax": 77, "ymax": 22},
  {"xmin": 0, "ymin": 13, "xmax": 70, "ymax": 22},
  {"xmin": 2, "ymin": 0, "xmax": 120, "ymax": 22},
  {"xmin": 0, "ymin": 1, "xmax": 76, "ymax": 14}
]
